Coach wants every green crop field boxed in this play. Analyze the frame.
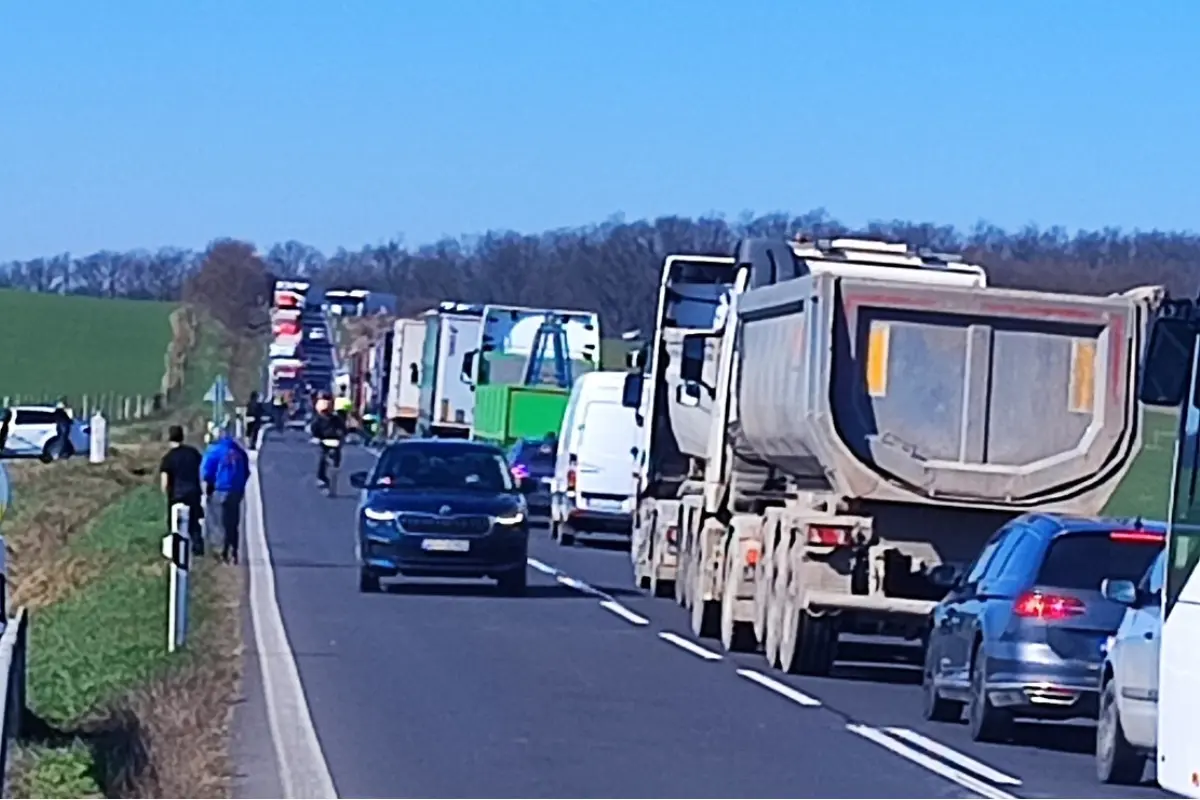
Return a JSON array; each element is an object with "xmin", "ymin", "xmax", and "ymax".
[
  {"xmin": 0, "ymin": 289, "xmax": 175, "ymax": 404},
  {"xmin": 1104, "ymin": 409, "xmax": 1180, "ymax": 521}
]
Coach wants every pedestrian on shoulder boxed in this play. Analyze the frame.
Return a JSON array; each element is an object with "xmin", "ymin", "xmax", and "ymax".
[
  {"xmin": 201, "ymin": 421, "xmax": 251, "ymax": 564},
  {"xmin": 52, "ymin": 397, "xmax": 74, "ymax": 460},
  {"xmin": 159, "ymin": 424, "xmax": 205, "ymax": 555}
]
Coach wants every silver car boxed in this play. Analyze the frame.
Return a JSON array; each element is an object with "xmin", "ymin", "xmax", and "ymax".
[{"xmin": 922, "ymin": 512, "xmax": 1166, "ymax": 743}]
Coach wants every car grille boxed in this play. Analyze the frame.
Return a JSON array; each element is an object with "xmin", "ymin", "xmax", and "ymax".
[{"xmin": 398, "ymin": 515, "xmax": 492, "ymax": 535}]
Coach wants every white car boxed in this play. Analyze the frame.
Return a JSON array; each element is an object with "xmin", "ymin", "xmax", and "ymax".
[
  {"xmin": 307, "ymin": 328, "xmax": 326, "ymax": 340},
  {"xmin": 1097, "ymin": 549, "xmax": 1165, "ymax": 784},
  {"xmin": 0, "ymin": 406, "xmax": 91, "ymax": 461}
]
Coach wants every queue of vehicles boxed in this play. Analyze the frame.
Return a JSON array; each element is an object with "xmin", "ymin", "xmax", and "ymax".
[{"xmin": 319, "ymin": 234, "xmax": 1193, "ymax": 795}]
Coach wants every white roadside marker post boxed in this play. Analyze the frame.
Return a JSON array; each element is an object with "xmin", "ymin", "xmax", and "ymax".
[{"xmin": 161, "ymin": 503, "xmax": 191, "ymax": 652}]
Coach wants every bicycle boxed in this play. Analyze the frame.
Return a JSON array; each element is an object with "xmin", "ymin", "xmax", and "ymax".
[{"xmin": 315, "ymin": 438, "xmax": 343, "ymax": 497}]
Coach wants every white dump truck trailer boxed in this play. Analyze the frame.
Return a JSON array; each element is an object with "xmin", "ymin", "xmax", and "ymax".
[
  {"xmin": 625, "ymin": 236, "xmax": 1163, "ymax": 676},
  {"xmin": 386, "ymin": 317, "xmax": 426, "ymax": 436}
]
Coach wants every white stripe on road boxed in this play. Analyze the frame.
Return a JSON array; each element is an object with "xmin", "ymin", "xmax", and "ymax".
[
  {"xmin": 846, "ymin": 724, "xmax": 1019, "ymax": 800},
  {"xmin": 526, "ymin": 557, "xmax": 557, "ymax": 576},
  {"xmin": 599, "ymin": 599, "xmax": 649, "ymax": 626},
  {"xmin": 556, "ymin": 573, "xmax": 594, "ymax": 593},
  {"xmin": 883, "ymin": 728, "xmax": 1022, "ymax": 787},
  {"xmin": 735, "ymin": 668, "xmax": 822, "ymax": 707},
  {"xmin": 658, "ymin": 632, "xmax": 723, "ymax": 661},
  {"xmin": 246, "ymin": 454, "xmax": 339, "ymax": 799}
]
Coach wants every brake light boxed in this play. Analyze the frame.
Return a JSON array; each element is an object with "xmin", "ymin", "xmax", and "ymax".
[
  {"xmin": 566, "ymin": 468, "xmax": 576, "ymax": 491},
  {"xmin": 1109, "ymin": 530, "xmax": 1164, "ymax": 544},
  {"xmin": 807, "ymin": 525, "xmax": 850, "ymax": 547},
  {"xmin": 1014, "ymin": 591, "xmax": 1086, "ymax": 620},
  {"xmin": 665, "ymin": 525, "xmax": 678, "ymax": 545},
  {"xmin": 511, "ymin": 463, "xmax": 529, "ymax": 480}
]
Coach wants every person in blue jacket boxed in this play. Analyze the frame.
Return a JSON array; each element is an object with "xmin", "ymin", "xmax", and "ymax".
[{"xmin": 201, "ymin": 421, "xmax": 252, "ymax": 564}]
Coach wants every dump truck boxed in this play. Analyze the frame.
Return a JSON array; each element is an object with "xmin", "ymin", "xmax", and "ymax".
[
  {"xmin": 386, "ymin": 318, "xmax": 426, "ymax": 436},
  {"xmin": 471, "ymin": 384, "xmax": 571, "ymax": 447},
  {"xmin": 625, "ymin": 236, "xmax": 1163, "ymax": 675},
  {"xmin": 417, "ymin": 302, "xmax": 485, "ymax": 438}
]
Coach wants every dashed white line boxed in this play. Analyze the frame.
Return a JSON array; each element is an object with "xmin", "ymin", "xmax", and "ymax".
[
  {"xmin": 883, "ymin": 728, "xmax": 1022, "ymax": 787},
  {"xmin": 847, "ymin": 724, "xmax": 1019, "ymax": 800},
  {"xmin": 526, "ymin": 557, "xmax": 557, "ymax": 575},
  {"xmin": 556, "ymin": 573, "xmax": 594, "ymax": 594},
  {"xmin": 599, "ymin": 599, "xmax": 649, "ymax": 626},
  {"xmin": 735, "ymin": 668, "xmax": 822, "ymax": 707},
  {"xmin": 658, "ymin": 631, "xmax": 723, "ymax": 661}
]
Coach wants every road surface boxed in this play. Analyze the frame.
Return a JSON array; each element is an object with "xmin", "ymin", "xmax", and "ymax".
[{"xmin": 233, "ymin": 435, "xmax": 1175, "ymax": 799}]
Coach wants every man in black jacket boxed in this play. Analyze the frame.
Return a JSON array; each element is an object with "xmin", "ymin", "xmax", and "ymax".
[
  {"xmin": 309, "ymin": 395, "xmax": 347, "ymax": 490},
  {"xmin": 159, "ymin": 425, "xmax": 205, "ymax": 554}
]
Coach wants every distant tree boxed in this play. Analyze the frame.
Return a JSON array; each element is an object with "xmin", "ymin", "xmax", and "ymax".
[{"xmin": 183, "ymin": 239, "xmax": 271, "ymax": 335}]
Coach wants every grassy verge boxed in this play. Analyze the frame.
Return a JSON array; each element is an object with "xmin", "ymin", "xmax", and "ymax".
[{"xmin": 4, "ymin": 309, "xmax": 257, "ymax": 798}]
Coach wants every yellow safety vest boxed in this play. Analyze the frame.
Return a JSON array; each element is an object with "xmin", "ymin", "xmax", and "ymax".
[{"xmin": 334, "ymin": 397, "xmax": 353, "ymax": 413}]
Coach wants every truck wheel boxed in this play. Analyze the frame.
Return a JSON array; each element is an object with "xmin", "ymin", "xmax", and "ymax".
[
  {"xmin": 781, "ymin": 595, "xmax": 836, "ymax": 676},
  {"xmin": 720, "ymin": 542, "xmax": 757, "ymax": 652},
  {"xmin": 763, "ymin": 571, "xmax": 784, "ymax": 668},
  {"xmin": 1096, "ymin": 679, "xmax": 1145, "ymax": 784},
  {"xmin": 358, "ymin": 567, "xmax": 381, "ymax": 594},
  {"xmin": 691, "ymin": 596, "xmax": 721, "ymax": 639},
  {"xmin": 967, "ymin": 645, "xmax": 1012, "ymax": 742},
  {"xmin": 557, "ymin": 524, "xmax": 575, "ymax": 547}
]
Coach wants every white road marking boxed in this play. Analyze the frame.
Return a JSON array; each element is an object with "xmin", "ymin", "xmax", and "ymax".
[
  {"xmin": 556, "ymin": 573, "xmax": 596, "ymax": 594},
  {"xmin": 526, "ymin": 557, "xmax": 557, "ymax": 576},
  {"xmin": 883, "ymin": 728, "xmax": 1022, "ymax": 787},
  {"xmin": 846, "ymin": 724, "xmax": 1018, "ymax": 800},
  {"xmin": 246, "ymin": 453, "xmax": 339, "ymax": 798},
  {"xmin": 658, "ymin": 631, "xmax": 723, "ymax": 661},
  {"xmin": 735, "ymin": 668, "xmax": 822, "ymax": 707},
  {"xmin": 599, "ymin": 599, "xmax": 649, "ymax": 626}
]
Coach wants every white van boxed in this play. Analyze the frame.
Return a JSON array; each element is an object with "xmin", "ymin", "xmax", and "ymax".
[{"xmin": 550, "ymin": 371, "xmax": 639, "ymax": 546}]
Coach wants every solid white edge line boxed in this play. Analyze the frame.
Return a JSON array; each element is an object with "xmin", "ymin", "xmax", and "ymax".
[
  {"xmin": 658, "ymin": 631, "xmax": 723, "ymax": 661},
  {"xmin": 246, "ymin": 455, "xmax": 339, "ymax": 799},
  {"xmin": 846, "ymin": 724, "xmax": 1018, "ymax": 800},
  {"xmin": 884, "ymin": 727, "xmax": 1023, "ymax": 786},
  {"xmin": 735, "ymin": 668, "xmax": 822, "ymax": 707},
  {"xmin": 599, "ymin": 599, "xmax": 649, "ymax": 626}
]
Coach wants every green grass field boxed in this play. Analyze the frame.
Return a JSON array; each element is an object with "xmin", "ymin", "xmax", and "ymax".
[
  {"xmin": 1103, "ymin": 409, "xmax": 1179, "ymax": 521},
  {"xmin": 0, "ymin": 289, "xmax": 175, "ymax": 403}
]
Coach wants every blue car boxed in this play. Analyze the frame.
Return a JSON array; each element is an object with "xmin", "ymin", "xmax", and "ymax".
[{"xmin": 351, "ymin": 439, "xmax": 537, "ymax": 595}]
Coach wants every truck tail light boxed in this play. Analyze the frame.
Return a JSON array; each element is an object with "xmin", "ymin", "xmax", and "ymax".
[
  {"xmin": 566, "ymin": 468, "xmax": 576, "ymax": 492},
  {"xmin": 807, "ymin": 525, "xmax": 850, "ymax": 547},
  {"xmin": 665, "ymin": 525, "xmax": 678, "ymax": 545},
  {"xmin": 1014, "ymin": 591, "xmax": 1086, "ymax": 621}
]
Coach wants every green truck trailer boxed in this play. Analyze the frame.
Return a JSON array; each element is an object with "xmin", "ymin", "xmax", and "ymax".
[{"xmin": 471, "ymin": 383, "xmax": 570, "ymax": 448}]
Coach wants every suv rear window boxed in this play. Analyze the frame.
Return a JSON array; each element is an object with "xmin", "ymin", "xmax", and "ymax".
[
  {"xmin": 1036, "ymin": 532, "xmax": 1163, "ymax": 591},
  {"xmin": 515, "ymin": 441, "xmax": 556, "ymax": 470}
]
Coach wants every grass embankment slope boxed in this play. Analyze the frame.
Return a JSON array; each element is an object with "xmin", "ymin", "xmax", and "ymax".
[
  {"xmin": 1103, "ymin": 409, "xmax": 1178, "ymax": 521},
  {"xmin": 0, "ymin": 290, "xmax": 175, "ymax": 402},
  {"xmin": 3, "ymin": 299, "xmax": 262, "ymax": 798}
]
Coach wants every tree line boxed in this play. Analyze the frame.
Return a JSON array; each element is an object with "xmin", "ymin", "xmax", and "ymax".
[{"xmin": 5, "ymin": 209, "xmax": 1199, "ymax": 334}]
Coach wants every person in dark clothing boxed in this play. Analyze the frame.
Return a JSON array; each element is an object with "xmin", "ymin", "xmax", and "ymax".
[
  {"xmin": 52, "ymin": 398, "xmax": 74, "ymax": 459},
  {"xmin": 309, "ymin": 395, "xmax": 347, "ymax": 490},
  {"xmin": 159, "ymin": 425, "xmax": 205, "ymax": 555},
  {"xmin": 0, "ymin": 408, "xmax": 11, "ymax": 456},
  {"xmin": 202, "ymin": 423, "xmax": 251, "ymax": 564},
  {"xmin": 244, "ymin": 391, "xmax": 267, "ymax": 451}
]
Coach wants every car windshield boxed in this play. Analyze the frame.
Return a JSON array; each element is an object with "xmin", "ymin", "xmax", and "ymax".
[
  {"xmin": 373, "ymin": 443, "xmax": 515, "ymax": 492},
  {"xmin": 514, "ymin": 440, "xmax": 556, "ymax": 471},
  {"xmin": 1036, "ymin": 530, "xmax": 1163, "ymax": 591}
]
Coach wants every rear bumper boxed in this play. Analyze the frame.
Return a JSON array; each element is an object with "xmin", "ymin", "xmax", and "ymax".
[
  {"xmin": 565, "ymin": 508, "xmax": 633, "ymax": 536},
  {"xmin": 985, "ymin": 641, "xmax": 1104, "ymax": 719}
]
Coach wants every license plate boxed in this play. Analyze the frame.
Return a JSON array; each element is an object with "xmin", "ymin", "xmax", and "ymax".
[
  {"xmin": 589, "ymin": 498, "xmax": 623, "ymax": 512},
  {"xmin": 421, "ymin": 538, "xmax": 469, "ymax": 553}
]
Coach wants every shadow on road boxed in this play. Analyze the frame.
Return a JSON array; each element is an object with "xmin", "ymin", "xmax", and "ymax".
[{"xmin": 382, "ymin": 579, "xmax": 611, "ymax": 599}]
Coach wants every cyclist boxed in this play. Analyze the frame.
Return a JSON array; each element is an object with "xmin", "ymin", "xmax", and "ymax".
[{"xmin": 309, "ymin": 395, "xmax": 347, "ymax": 491}]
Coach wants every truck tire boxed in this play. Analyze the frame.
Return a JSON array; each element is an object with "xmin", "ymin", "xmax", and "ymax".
[
  {"xmin": 691, "ymin": 596, "xmax": 721, "ymax": 639},
  {"xmin": 780, "ymin": 593, "xmax": 836, "ymax": 676},
  {"xmin": 553, "ymin": 522, "xmax": 575, "ymax": 546},
  {"xmin": 1096, "ymin": 679, "xmax": 1146, "ymax": 784},
  {"xmin": 763, "ymin": 559, "xmax": 786, "ymax": 668},
  {"xmin": 649, "ymin": 543, "xmax": 674, "ymax": 598}
]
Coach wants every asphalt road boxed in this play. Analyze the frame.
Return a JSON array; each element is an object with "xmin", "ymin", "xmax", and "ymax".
[{"xmin": 236, "ymin": 434, "xmax": 1178, "ymax": 799}]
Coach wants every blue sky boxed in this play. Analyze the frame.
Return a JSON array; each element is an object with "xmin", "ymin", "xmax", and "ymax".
[{"xmin": 2, "ymin": 1, "xmax": 1197, "ymax": 261}]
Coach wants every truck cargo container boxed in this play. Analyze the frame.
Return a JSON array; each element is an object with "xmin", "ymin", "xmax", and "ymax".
[
  {"xmin": 472, "ymin": 384, "xmax": 570, "ymax": 448},
  {"xmin": 387, "ymin": 318, "xmax": 426, "ymax": 436},
  {"xmin": 417, "ymin": 302, "xmax": 485, "ymax": 438}
]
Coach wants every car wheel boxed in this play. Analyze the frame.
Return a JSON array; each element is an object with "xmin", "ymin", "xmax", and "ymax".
[
  {"xmin": 358, "ymin": 567, "xmax": 381, "ymax": 593},
  {"xmin": 1096, "ymin": 679, "xmax": 1146, "ymax": 784},
  {"xmin": 921, "ymin": 644, "xmax": 964, "ymax": 723},
  {"xmin": 967, "ymin": 645, "xmax": 1012, "ymax": 742},
  {"xmin": 496, "ymin": 567, "xmax": 528, "ymax": 597},
  {"xmin": 39, "ymin": 439, "xmax": 57, "ymax": 463}
]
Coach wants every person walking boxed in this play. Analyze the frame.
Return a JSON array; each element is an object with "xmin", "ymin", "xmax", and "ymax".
[
  {"xmin": 159, "ymin": 425, "xmax": 205, "ymax": 555},
  {"xmin": 244, "ymin": 391, "xmax": 267, "ymax": 451},
  {"xmin": 201, "ymin": 421, "xmax": 251, "ymax": 564},
  {"xmin": 52, "ymin": 397, "xmax": 74, "ymax": 459}
]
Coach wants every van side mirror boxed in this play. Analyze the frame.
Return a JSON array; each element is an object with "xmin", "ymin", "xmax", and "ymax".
[
  {"xmin": 1140, "ymin": 316, "xmax": 1195, "ymax": 407},
  {"xmin": 625, "ymin": 348, "xmax": 645, "ymax": 371},
  {"xmin": 622, "ymin": 372, "xmax": 643, "ymax": 409},
  {"xmin": 461, "ymin": 350, "xmax": 477, "ymax": 380},
  {"xmin": 680, "ymin": 335, "xmax": 706, "ymax": 384}
]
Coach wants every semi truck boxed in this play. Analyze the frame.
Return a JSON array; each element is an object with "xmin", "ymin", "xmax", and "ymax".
[
  {"xmin": 625, "ymin": 235, "xmax": 1163, "ymax": 675},
  {"xmin": 417, "ymin": 302, "xmax": 485, "ymax": 438},
  {"xmin": 386, "ymin": 318, "xmax": 426, "ymax": 436}
]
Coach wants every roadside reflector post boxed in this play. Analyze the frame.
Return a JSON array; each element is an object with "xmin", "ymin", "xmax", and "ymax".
[
  {"xmin": 88, "ymin": 412, "xmax": 108, "ymax": 464},
  {"xmin": 162, "ymin": 503, "xmax": 191, "ymax": 652}
]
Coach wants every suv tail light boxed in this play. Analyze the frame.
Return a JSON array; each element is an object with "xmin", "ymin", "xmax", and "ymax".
[
  {"xmin": 807, "ymin": 525, "xmax": 850, "ymax": 547},
  {"xmin": 1014, "ymin": 590, "xmax": 1086, "ymax": 620}
]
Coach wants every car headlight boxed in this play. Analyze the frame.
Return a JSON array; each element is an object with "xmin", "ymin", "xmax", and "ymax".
[
  {"xmin": 493, "ymin": 511, "xmax": 526, "ymax": 526},
  {"xmin": 363, "ymin": 507, "xmax": 397, "ymax": 522}
]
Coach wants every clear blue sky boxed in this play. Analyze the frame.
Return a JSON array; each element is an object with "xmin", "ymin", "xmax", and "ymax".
[{"xmin": 2, "ymin": 1, "xmax": 1197, "ymax": 261}]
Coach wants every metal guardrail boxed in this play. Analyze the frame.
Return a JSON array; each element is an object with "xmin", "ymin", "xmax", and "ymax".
[{"xmin": 0, "ymin": 609, "xmax": 29, "ymax": 797}]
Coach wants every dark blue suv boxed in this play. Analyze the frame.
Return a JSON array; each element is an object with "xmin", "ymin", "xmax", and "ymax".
[{"xmin": 922, "ymin": 513, "xmax": 1165, "ymax": 742}]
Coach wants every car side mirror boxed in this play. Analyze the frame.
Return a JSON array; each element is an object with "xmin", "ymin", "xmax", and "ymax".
[
  {"xmin": 349, "ymin": 471, "xmax": 369, "ymax": 489},
  {"xmin": 1101, "ymin": 578, "xmax": 1138, "ymax": 606},
  {"xmin": 929, "ymin": 564, "xmax": 961, "ymax": 590},
  {"xmin": 1140, "ymin": 316, "xmax": 1195, "ymax": 407},
  {"xmin": 461, "ymin": 350, "xmax": 477, "ymax": 380}
]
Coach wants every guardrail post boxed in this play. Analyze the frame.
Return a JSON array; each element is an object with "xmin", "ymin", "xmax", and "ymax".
[
  {"xmin": 161, "ymin": 504, "xmax": 191, "ymax": 652},
  {"xmin": 89, "ymin": 412, "xmax": 108, "ymax": 464}
]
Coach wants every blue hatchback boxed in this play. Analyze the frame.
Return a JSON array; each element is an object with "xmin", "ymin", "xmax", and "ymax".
[{"xmin": 922, "ymin": 513, "xmax": 1165, "ymax": 742}]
